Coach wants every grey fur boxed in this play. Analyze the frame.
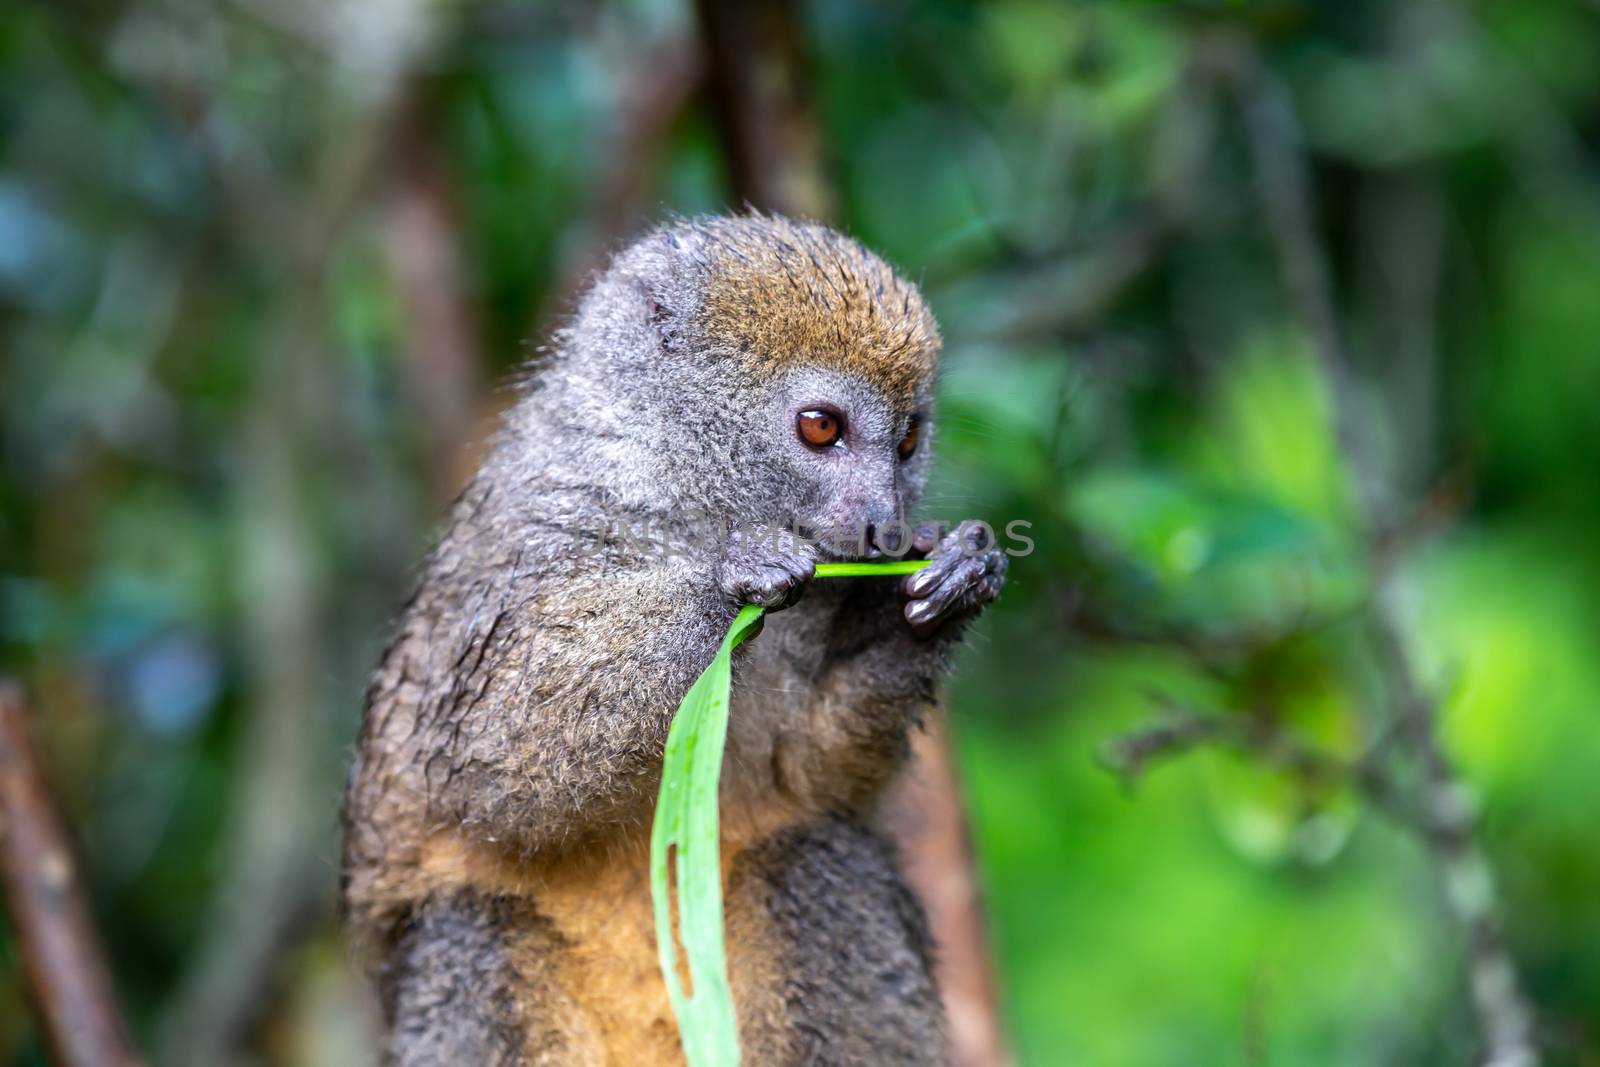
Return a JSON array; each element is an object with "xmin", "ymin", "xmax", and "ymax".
[
  {"xmin": 734, "ymin": 817, "xmax": 947, "ymax": 1067},
  {"xmin": 378, "ymin": 891, "xmax": 552, "ymax": 1067},
  {"xmin": 342, "ymin": 215, "xmax": 1003, "ymax": 1065}
]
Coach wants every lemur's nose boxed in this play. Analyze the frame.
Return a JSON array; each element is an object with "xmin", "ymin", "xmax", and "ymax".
[
  {"xmin": 862, "ymin": 515, "xmax": 916, "ymax": 558},
  {"xmin": 861, "ymin": 523, "xmax": 885, "ymax": 559}
]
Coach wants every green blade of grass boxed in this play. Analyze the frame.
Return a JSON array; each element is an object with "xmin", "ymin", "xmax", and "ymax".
[
  {"xmin": 650, "ymin": 558, "xmax": 932, "ymax": 1066},
  {"xmin": 651, "ymin": 602, "xmax": 763, "ymax": 1067},
  {"xmin": 814, "ymin": 559, "xmax": 929, "ymax": 578}
]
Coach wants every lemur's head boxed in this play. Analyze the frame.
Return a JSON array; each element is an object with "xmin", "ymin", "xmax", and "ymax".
[{"xmin": 566, "ymin": 214, "xmax": 941, "ymax": 556}]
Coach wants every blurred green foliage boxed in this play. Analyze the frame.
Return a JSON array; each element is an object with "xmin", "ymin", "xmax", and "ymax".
[{"xmin": 2, "ymin": 1, "xmax": 1600, "ymax": 1065}]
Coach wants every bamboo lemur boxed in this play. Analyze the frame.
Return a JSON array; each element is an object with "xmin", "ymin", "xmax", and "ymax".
[{"xmin": 342, "ymin": 214, "xmax": 1007, "ymax": 1066}]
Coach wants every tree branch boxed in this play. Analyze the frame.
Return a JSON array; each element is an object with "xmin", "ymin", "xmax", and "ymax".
[
  {"xmin": 1100, "ymin": 702, "xmax": 1408, "ymax": 824},
  {"xmin": 0, "ymin": 682, "xmax": 143, "ymax": 1067},
  {"xmin": 386, "ymin": 91, "xmax": 491, "ymax": 499},
  {"xmin": 693, "ymin": 0, "xmax": 833, "ymax": 219},
  {"xmin": 1228, "ymin": 43, "xmax": 1539, "ymax": 1067},
  {"xmin": 882, "ymin": 718, "xmax": 1014, "ymax": 1067}
]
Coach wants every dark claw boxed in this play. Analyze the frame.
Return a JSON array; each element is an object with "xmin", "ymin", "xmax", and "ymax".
[{"xmin": 905, "ymin": 558, "xmax": 947, "ymax": 598}]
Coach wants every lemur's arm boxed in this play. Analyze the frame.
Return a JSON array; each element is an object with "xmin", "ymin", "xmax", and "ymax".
[
  {"xmin": 397, "ymin": 522, "xmax": 815, "ymax": 857},
  {"xmin": 747, "ymin": 521, "xmax": 1007, "ymax": 810},
  {"xmin": 822, "ymin": 520, "xmax": 1008, "ymax": 689}
]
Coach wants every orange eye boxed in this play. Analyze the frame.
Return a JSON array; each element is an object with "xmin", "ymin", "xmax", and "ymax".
[
  {"xmin": 897, "ymin": 417, "xmax": 921, "ymax": 460},
  {"xmin": 797, "ymin": 409, "xmax": 844, "ymax": 448}
]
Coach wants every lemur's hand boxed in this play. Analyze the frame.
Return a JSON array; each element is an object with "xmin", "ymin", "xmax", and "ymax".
[
  {"xmin": 716, "ymin": 526, "xmax": 817, "ymax": 611},
  {"xmin": 901, "ymin": 520, "xmax": 1006, "ymax": 638}
]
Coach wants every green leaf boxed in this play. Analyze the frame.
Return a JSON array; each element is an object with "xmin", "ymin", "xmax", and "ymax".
[
  {"xmin": 651, "ymin": 602, "xmax": 764, "ymax": 1067},
  {"xmin": 651, "ymin": 560, "xmax": 929, "ymax": 1066}
]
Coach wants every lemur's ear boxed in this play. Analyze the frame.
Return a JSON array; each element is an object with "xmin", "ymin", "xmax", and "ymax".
[
  {"xmin": 622, "ymin": 227, "xmax": 711, "ymax": 357},
  {"xmin": 644, "ymin": 292, "xmax": 686, "ymax": 356}
]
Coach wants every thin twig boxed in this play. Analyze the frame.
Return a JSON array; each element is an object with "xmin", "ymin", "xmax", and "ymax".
[
  {"xmin": 0, "ymin": 681, "xmax": 144, "ymax": 1067},
  {"xmin": 1228, "ymin": 43, "xmax": 1539, "ymax": 1067},
  {"xmin": 972, "ymin": 212, "xmax": 1168, "ymax": 345},
  {"xmin": 1100, "ymin": 702, "xmax": 1408, "ymax": 823},
  {"xmin": 1231, "ymin": 52, "xmax": 1385, "ymax": 529},
  {"xmin": 1367, "ymin": 613, "xmax": 1538, "ymax": 1067}
]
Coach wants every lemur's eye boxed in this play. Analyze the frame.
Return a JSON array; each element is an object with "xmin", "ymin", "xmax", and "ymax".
[
  {"xmin": 897, "ymin": 417, "xmax": 922, "ymax": 460},
  {"xmin": 797, "ymin": 409, "xmax": 844, "ymax": 449}
]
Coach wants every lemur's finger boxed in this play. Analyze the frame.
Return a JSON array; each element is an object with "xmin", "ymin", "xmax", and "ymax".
[
  {"xmin": 719, "ymin": 533, "xmax": 816, "ymax": 611},
  {"xmin": 740, "ymin": 570, "xmax": 788, "ymax": 607},
  {"xmin": 904, "ymin": 547, "xmax": 1007, "ymax": 635},
  {"xmin": 904, "ymin": 555, "xmax": 986, "ymax": 626},
  {"xmin": 977, "ymin": 569, "xmax": 1005, "ymax": 602},
  {"xmin": 751, "ymin": 557, "xmax": 815, "ymax": 609},
  {"xmin": 903, "ymin": 520, "xmax": 994, "ymax": 598},
  {"xmin": 903, "ymin": 551, "xmax": 956, "ymax": 598},
  {"xmin": 911, "ymin": 521, "xmax": 944, "ymax": 556},
  {"xmin": 904, "ymin": 531, "xmax": 970, "ymax": 596},
  {"xmin": 981, "ymin": 546, "xmax": 1008, "ymax": 582}
]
